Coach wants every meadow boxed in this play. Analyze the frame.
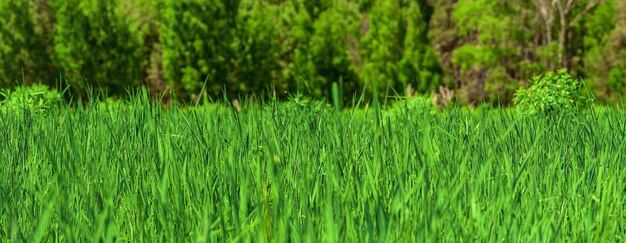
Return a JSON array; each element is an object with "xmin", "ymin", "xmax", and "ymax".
[{"xmin": 1, "ymin": 92, "xmax": 625, "ymax": 242}]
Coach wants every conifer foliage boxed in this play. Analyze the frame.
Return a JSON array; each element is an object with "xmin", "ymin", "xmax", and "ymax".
[{"xmin": 0, "ymin": 0, "xmax": 623, "ymax": 104}]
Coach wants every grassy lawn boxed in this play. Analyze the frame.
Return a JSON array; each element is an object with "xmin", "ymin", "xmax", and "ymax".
[{"xmin": 1, "ymin": 95, "xmax": 625, "ymax": 242}]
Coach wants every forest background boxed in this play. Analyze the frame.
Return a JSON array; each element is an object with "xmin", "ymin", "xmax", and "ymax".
[{"xmin": 1, "ymin": 0, "xmax": 624, "ymax": 106}]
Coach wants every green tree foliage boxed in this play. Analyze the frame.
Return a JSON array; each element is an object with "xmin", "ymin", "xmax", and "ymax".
[
  {"xmin": 429, "ymin": 0, "xmax": 611, "ymax": 105},
  {"xmin": 361, "ymin": 0, "xmax": 403, "ymax": 93},
  {"xmin": 399, "ymin": 1, "xmax": 442, "ymax": 93},
  {"xmin": 362, "ymin": 0, "xmax": 442, "ymax": 97},
  {"xmin": 0, "ymin": 0, "xmax": 55, "ymax": 88},
  {"xmin": 300, "ymin": 1, "xmax": 361, "ymax": 100},
  {"xmin": 161, "ymin": 0, "xmax": 240, "ymax": 97},
  {"xmin": 302, "ymin": 0, "xmax": 334, "ymax": 18},
  {"xmin": 583, "ymin": 0, "xmax": 626, "ymax": 103},
  {"xmin": 275, "ymin": 2, "xmax": 313, "ymax": 95},
  {"xmin": 52, "ymin": 0, "xmax": 143, "ymax": 97},
  {"xmin": 0, "ymin": 0, "xmax": 624, "ymax": 106},
  {"xmin": 120, "ymin": 0, "xmax": 167, "ymax": 95},
  {"xmin": 233, "ymin": 1, "xmax": 280, "ymax": 95},
  {"xmin": 427, "ymin": 0, "xmax": 457, "ymax": 85},
  {"xmin": 449, "ymin": 0, "xmax": 535, "ymax": 105}
]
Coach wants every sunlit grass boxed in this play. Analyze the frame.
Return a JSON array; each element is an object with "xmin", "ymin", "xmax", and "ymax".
[{"xmin": 1, "ymin": 91, "xmax": 625, "ymax": 242}]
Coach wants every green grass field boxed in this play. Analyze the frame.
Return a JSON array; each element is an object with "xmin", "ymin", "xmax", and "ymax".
[{"xmin": 1, "ymin": 94, "xmax": 625, "ymax": 242}]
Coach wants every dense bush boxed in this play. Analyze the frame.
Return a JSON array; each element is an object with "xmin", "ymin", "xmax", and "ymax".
[
  {"xmin": 513, "ymin": 70, "xmax": 594, "ymax": 116},
  {"xmin": 0, "ymin": 84, "xmax": 62, "ymax": 114},
  {"xmin": 0, "ymin": 0, "xmax": 56, "ymax": 88},
  {"xmin": 362, "ymin": 0, "xmax": 441, "ymax": 96},
  {"xmin": 300, "ymin": 2, "xmax": 361, "ymax": 100},
  {"xmin": 161, "ymin": 0, "xmax": 240, "ymax": 97},
  {"xmin": 52, "ymin": 0, "xmax": 144, "ymax": 97},
  {"xmin": 583, "ymin": 0, "xmax": 626, "ymax": 103},
  {"xmin": 385, "ymin": 96, "xmax": 437, "ymax": 122},
  {"xmin": 233, "ymin": 1, "xmax": 280, "ymax": 96}
]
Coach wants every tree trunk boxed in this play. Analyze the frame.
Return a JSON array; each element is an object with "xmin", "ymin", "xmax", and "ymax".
[{"xmin": 558, "ymin": 12, "xmax": 568, "ymax": 69}]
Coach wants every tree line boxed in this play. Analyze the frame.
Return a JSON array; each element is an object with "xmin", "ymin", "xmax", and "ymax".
[{"xmin": 0, "ymin": 0, "xmax": 624, "ymax": 105}]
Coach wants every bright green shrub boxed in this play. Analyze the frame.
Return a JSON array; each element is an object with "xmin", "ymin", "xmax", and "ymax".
[
  {"xmin": 52, "ymin": 0, "xmax": 144, "ymax": 97},
  {"xmin": 279, "ymin": 92, "xmax": 331, "ymax": 115},
  {"xmin": 386, "ymin": 96, "xmax": 437, "ymax": 122},
  {"xmin": 302, "ymin": 0, "xmax": 334, "ymax": 18},
  {"xmin": 0, "ymin": 84, "xmax": 62, "ymax": 114},
  {"xmin": 608, "ymin": 68, "xmax": 626, "ymax": 91},
  {"xmin": 513, "ymin": 69, "xmax": 594, "ymax": 115}
]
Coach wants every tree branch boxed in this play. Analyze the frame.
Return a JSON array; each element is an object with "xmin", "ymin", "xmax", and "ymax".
[{"xmin": 570, "ymin": 0, "xmax": 604, "ymax": 25}]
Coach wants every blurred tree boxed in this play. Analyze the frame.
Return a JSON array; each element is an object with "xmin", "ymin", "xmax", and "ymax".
[
  {"xmin": 302, "ymin": 1, "xmax": 361, "ymax": 100},
  {"xmin": 362, "ymin": 0, "xmax": 442, "ymax": 97},
  {"xmin": 52, "ymin": 0, "xmax": 143, "ymax": 97},
  {"xmin": 554, "ymin": 0, "xmax": 605, "ymax": 69},
  {"xmin": 399, "ymin": 1, "xmax": 442, "ymax": 94},
  {"xmin": 272, "ymin": 1, "xmax": 313, "ymax": 96},
  {"xmin": 0, "ymin": 0, "xmax": 622, "ymax": 106},
  {"xmin": 428, "ymin": 0, "xmax": 458, "ymax": 86},
  {"xmin": 161, "ymin": 0, "xmax": 240, "ymax": 98},
  {"xmin": 121, "ymin": 0, "xmax": 168, "ymax": 97},
  {"xmin": 361, "ymin": 0, "xmax": 404, "ymax": 94},
  {"xmin": 428, "ymin": 0, "xmax": 612, "ymax": 105},
  {"xmin": 450, "ymin": 0, "xmax": 527, "ymax": 104},
  {"xmin": 233, "ymin": 1, "xmax": 280, "ymax": 96},
  {"xmin": 583, "ymin": 0, "xmax": 625, "ymax": 102},
  {"xmin": 0, "ymin": 0, "xmax": 56, "ymax": 88}
]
